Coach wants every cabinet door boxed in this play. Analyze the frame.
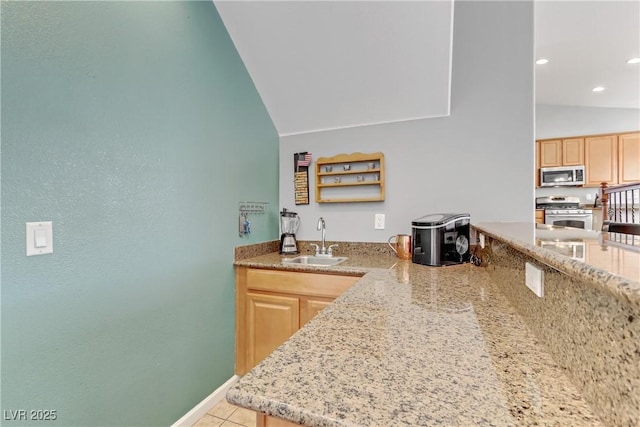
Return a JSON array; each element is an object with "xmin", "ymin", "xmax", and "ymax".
[
  {"xmin": 585, "ymin": 135, "xmax": 617, "ymax": 186},
  {"xmin": 247, "ymin": 293, "xmax": 299, "ymax": 369},
  {"xmin": 300, "ymin": 298, "xmax": 332, "ymax": 327},
  {"xmin": 562, "ymin": 138, "xmax": 584, "ymax": 165},
  {"xmin": 539, "ymin": 140, "xmax": 562, "ymax": 168},
  {"xmin": 259, "ymin": 414, "xmax": 300, "ymax": 427},
  {"xmin": 618, "ymin": 132, "xmax": 640, "ymax": 184},
  {"xmin": 535, "ymin": 209, "xmax": 544, "ymax": 224},
  {"xmin": 535, "ymin": 140, "xmax": 540, "ymax": 188},
  {"xmin": 236, "ymin": 267, "xmax": 361, "ymax": 375}
]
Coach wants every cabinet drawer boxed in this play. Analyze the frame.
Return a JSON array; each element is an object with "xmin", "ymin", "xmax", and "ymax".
[{"xmin": 246, "ymin": 268, "xmax": 360, "ymax": 298}]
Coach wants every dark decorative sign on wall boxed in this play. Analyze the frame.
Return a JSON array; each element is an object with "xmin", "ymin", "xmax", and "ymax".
[{"xmin": 294, "ymin": 152, "xmax": 312, "ymax": 205}]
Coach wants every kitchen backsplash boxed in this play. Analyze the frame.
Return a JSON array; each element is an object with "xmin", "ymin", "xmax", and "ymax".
[{"xmin": 536, "ymin": 186, "xmax": 602, "ymax": 206}]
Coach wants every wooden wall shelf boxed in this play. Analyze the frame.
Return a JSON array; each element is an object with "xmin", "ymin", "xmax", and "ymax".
[{"xmin": 315, "ymin": 152, "xmax": 385, "ymax": 203}]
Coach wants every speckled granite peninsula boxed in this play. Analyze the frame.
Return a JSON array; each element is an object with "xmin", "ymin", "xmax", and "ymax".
[
  {"xmin": 473, "ymin": 222, "xmax": 640, "ymax": 427},
  {"xmin": 227, "ymin": 240, "xmax": 604, "ymax": 426}
]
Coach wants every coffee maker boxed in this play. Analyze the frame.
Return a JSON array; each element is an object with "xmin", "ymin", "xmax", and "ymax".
[{"xmin": 280, "ymin": 208, "xmax": 300, "ymax": 254}]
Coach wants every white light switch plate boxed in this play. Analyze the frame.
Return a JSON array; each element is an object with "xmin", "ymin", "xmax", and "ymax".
[
  {"xmin": 26, "ymin": 221, "xmax": 53, "ymax": 256},
  {"xmin": 525, "ymin": 262, "xmax": 544, "ymax": 297},
  {"xmin": 374, "ymin": 214, "xmax": 385, "ymax": 230}
]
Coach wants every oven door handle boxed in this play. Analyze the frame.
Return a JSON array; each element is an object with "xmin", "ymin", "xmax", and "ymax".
[{"xmin": 547, "ymin": 214, "xmax": 592, "ymax": 218}]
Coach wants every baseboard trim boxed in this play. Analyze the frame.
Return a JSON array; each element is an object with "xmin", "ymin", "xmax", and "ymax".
[{"xmin": 172, "ymin": 375, "xmax": 241, "ymax": 427}]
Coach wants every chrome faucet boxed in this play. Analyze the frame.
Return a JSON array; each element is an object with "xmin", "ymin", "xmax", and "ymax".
[
  {"xmin": 311, "ymin": 217, "xmax": 338, "ymax": 257},
  {"xmin": 317, "ymin": 217, "xmax": 326, "ymax": 254}
]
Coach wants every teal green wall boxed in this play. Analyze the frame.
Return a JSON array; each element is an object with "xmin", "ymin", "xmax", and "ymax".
[{"xmin": 1, "ymin": 1, "xmax": 279, "ymax": 425}]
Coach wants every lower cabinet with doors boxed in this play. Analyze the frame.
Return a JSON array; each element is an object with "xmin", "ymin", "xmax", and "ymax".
[
  {"xmin": 257, "ymin": 414, "xmax": 300, "ymax": 427},
  {"xmin": 235, "ymin": 266, "xmax": 362, "ymax": 375}
]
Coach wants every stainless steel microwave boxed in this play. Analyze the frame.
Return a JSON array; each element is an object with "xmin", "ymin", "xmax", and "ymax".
[{"xmin": 539, "ymin": 165, "xmax": 585, "ymax": 187}]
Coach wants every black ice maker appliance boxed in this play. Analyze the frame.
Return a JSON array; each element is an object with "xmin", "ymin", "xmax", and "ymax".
[{"xmin": 411, "ymin": 213, "xmax": 471, "ymax": 266}]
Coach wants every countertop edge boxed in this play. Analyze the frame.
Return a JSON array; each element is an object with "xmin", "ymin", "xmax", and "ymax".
[
  {"xmin": 233, "ymin": 258, "xmax": 370, "ymax": 276},
  {"xmin": 226, "ymin": 387, "xmax": 337, "ymax": 427},
  {"xmin": 472, "ymin": 224, "xmax": 640, "ymax": 307}
]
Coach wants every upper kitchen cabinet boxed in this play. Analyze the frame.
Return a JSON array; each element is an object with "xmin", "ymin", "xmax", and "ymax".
[
  {"xmin": 536, "ymin": 131, "xmax": 639, "ymax": 188},
  {"xmin": 618, "ymin": 132, "xmax": 640, "ymax": 184},
  {"xmin": 562, "ymin": 138, "xmax": 585, "ymax": 166},
  {"xmin": 535, "ymin": 140, "xmax": 541, "ymax": 187},
  {"xmin": 538, "ymin": 138, "xmax": 584, "ymax": 167},
  {"xmin": 584, "ymin": 135, "xmax": 617, "ymax": 186},
  {"xmin": 539, "ymin": 140, "xmax": 562, "ymax": 167}
]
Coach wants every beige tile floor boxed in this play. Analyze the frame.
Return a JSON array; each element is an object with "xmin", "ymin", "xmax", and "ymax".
[{"xmin": 192, "ymin": 399, "xmax": 256, "ymax": 427}]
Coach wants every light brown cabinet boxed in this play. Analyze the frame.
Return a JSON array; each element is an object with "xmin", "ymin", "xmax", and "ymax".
[
  {"xmin": 235, "ymin": 267, "xmax": 361, "ymax": 375},
  {"xmin": 535, "ymin": 140, "xmax": 540, "ymax": 188},
  {"xmin": 536, "ymin": 131, "xmax": 639, "ymax": 188},
  {"xmin": 535, "ymin": 209, "xmax": 545, "ymax": 224},
  {"xmin": 536, "ymin": 138, "xmax": 586, "ymax": 188},
  {"xmin": 300, "ymin": 298, "xmax": 332, "ymax": 327},
  {"xmin": 562, "ymin": 138, "xmax": 585, "ymax": 166},
  {"xmin": 618, "ymin": 132, "xmax": 640, "ymax": 184},
  {"xmin": 538, "ymin": 138, "xmax": 584, "ymax": 168},
  {"xmin": 257, "ymin": 414, "xmax": 300, "ymax": 427},
  {"xmin": 246, "ymin": 292, "xmax": 299, "ymax": 369},
  {"xmin": 585, "ymin": 135, "xmax": 617, "ymax": 186},
  {"xmin": 539, "ymin": 140, "xmax": 562, "ymax": 167}
]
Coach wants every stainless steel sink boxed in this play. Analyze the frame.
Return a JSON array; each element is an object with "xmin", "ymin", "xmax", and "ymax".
[{"xmin": 282, "ymin": 256, "xmax": 347, "ymax": 266}]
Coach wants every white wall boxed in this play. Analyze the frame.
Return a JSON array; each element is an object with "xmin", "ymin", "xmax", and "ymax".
[
  {"xmin": 535, "ymin": 104, "xmax": 640, "ymax": 206},
  {"xmin": 279, "ymin": 1, "xmax": 534, "ymax": 242},
  {"xmin": 536, "ymin": 104, "xmax": 640, "ymax": 139}
]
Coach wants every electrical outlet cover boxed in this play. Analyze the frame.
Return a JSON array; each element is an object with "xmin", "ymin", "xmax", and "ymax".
[{"xmin": 525, "ymin": 262, "xmax": 544, "ymax": 297}]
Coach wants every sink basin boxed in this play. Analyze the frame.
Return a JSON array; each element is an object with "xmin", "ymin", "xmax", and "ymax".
[{"xmin": 282, "ymin": 256, "xmax": 347, "ymax": 267}]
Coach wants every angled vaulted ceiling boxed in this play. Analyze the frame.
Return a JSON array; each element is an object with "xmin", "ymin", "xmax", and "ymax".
[{"xmin": 215, "ymin": 1, "xmax": 453, "ymax": 136}]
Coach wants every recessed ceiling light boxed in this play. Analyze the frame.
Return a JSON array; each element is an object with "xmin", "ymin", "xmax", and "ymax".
[
  {"xmin": 536, "ymin": 58, "xmax": 549, "ymax": 65},
  {"xmin": 627, "ymin": 57, "xmax": 640, "ymax": 64},
  {"xmin": 592, "ymin": 86, "xmax": 605, "ymax": 92}
]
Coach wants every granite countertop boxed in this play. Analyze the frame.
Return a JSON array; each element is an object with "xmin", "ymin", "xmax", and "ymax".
[
  {"xmin": 228, "ymin": 249, "xmax": 602, "ymax": 426},
  {"xmin": 234, "ymin": 251, "xmax": 395, "ymax": 275},
  {"xmin": 473, "ymin": 222, "xmax": 640, "ymax": 307}
]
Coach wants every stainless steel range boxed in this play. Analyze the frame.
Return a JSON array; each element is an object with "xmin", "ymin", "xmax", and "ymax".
[{"xmin": 536, "ymin": 196, "xmax": 593, "ymax": 230}]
